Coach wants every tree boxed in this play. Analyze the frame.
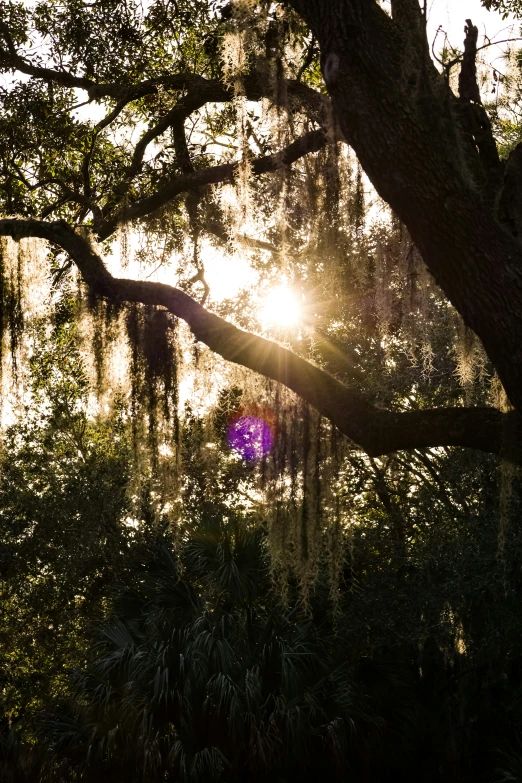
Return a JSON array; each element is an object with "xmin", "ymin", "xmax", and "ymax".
[
  {"xmin": 39, "ymin": 517, "xmax": 360, "ymax": 783},
  {"xmin": 2, "ymin": 268, "xmax": 522, "ymax": 781},
  {"xmin": 17, "ymin": 472, "xmax": 522, "ymax": 783},
  {"xmin": 0, "ymin": 298, "xmax": 139, "ymax": 722},
  {"xmin": 1, "ymin": 0, "xmax": 522, "ymax": 466}
]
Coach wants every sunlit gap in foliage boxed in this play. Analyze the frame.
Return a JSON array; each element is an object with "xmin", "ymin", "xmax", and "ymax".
[
  {"xmin": 259, "ymin": 283, "xmax": 302, "ymax": 328},
  {"xmin": 107, "ymin": 233, "xmax": 258, "ymax": 304}
]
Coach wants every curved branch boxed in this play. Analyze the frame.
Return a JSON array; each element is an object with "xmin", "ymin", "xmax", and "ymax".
[
  {"xmin": 97, "ymin": 129, "xmax": 328, "ymax": 239},
  {"xmin": 1, "ymin": 39, "xmax": 330, "ymax": 129},
  {"xmin": 1, "ymin": 43, "xmax": 333, "ymax": 235},
  {"xmin": 0, "ymin": 21, "xmax": 94, "ymax": 91},
  {"xmin": 2, "ymin": 31, "xmax": 336, "ymax": 231},
  {"xmin": 0, "ymin": 217, "xmax": 518, "ymax": 463},
  {"xmin": 119, "ymin": 79, "xmax": 235, "ymax": 187}
]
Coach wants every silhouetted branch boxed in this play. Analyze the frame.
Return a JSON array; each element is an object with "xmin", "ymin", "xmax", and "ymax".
[
  {"xmin": 0, "ymin": 218, "xmax": 517, "ymax": 464},
  {"xmin": 96, "ymin": 129, "xmax": 328, "ymax": 239}
]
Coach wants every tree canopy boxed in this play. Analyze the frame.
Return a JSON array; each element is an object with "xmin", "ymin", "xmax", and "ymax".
[
  {"xmin": 1, "ymin": 0, "xmax": 522, "ymax": 466},
  {"xmin": 5, "ymin": 2, "xmax": 522, "ymax": 779}
]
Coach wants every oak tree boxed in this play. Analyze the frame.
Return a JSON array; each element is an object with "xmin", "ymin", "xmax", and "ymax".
[{"xmin": 1, "ymin": 0, "xmax": 522, "ymax": 464}]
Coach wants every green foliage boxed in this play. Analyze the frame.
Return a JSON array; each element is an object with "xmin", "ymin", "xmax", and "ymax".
[
  {"xmin": 4, "ymin": 316, "xmax": 522, "ymax": 781},
  {"xmin": 32, "ymin": 0, "xmax": 221, "ymax": 82},
  {"xmin": 0, "ymin": 0, "xmax": 228, "ymax": 225},
  {"xmin": 26, "ymin": 465, "xmax": 522, "ymax": 783},
  {"xmin": 35, "ymin": 519, "xmax": 368, "ymax": 782},
  {"xmin": 482, "ymin": 0, "xmax": 522, "ymax": 19},
  {"xmin": 2, "ymin": 2, "xmax": 522, "ymax": 780},
  {"xmin": 0, "ymin": 293, "xmax": 134, "ymax": 718}
]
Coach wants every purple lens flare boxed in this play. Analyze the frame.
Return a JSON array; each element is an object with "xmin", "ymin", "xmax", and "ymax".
[{"xmin": 227, "ymin": 415, "xmax": 274, "ymax": 461}]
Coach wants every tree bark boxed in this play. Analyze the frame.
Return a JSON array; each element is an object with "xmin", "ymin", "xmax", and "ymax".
[
  {"xmin": 1, "ymin": 218, "xmax": 519, "ymax": 464},
  {"xmin": 3, "ymin": 5, "xmax": 522, "ymax": 464},
  {"xmin": 288, "ymin": 0, "xmax": 522, "ymax": 416}
]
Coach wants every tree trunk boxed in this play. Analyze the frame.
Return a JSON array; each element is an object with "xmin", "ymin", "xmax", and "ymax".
[{"xmin": 289, "ymin": 0, "xmax": 522, "ymax": 414}]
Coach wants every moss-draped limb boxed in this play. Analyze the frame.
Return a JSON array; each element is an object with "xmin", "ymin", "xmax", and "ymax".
[{"xmin": 0, "ymin": 217, "xmax": 516, "ymax": 463}]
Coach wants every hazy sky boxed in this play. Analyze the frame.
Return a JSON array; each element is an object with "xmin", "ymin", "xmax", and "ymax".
[{"xmin": 427, "ymin": 0, "xmax": 518, "ymax": 59}]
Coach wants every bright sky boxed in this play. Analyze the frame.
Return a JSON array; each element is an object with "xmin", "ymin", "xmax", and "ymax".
[
  {"xmin": 429, "ymin": 0, "xmax": 513, "ymax": 33},
  {"xmin": 427, "ymin": 0, "xmax": 518, "ymax": 59}
]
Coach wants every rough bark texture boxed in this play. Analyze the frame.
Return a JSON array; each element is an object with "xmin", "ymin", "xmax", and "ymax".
[{"xmin": 289, "ymin": 0, "xmax": 522, "ymax": 415}]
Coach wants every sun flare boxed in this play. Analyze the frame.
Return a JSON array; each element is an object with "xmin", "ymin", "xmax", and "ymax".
[{"xmin": 260, "ymin": 285, "xmax": 301, "ymax": 328}]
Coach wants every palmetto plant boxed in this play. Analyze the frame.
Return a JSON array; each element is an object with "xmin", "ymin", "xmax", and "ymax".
[
  {"xmin": 38, "ymin": 516, "xmax": 361, "ymax": 782},
  {"xmin": 0, "ymin": 721, "xmax": 40, "ymax": 783},
  {"xmin": 494, "ymin": 744, "xmax": 522, "ymax": 783}
]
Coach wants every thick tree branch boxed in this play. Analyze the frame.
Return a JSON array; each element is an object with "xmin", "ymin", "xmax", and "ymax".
[
  {"xmin": 288, "ymin": 0, "xmax": 522, "ymax": 416},
  {"xmin": 0, "ymin": 35, "xmax": 330, "ymax": 130},
  {"xmin": 0, "ymin": 21, "xmax": 95, "ymax": 91},
  {"xmin": 0, "ymin": 217, "xmax": 518, "ymax": 463},
  {"xmin": 499, "ymin": 143, "xmax": 522, "ymax": 238},
  {"xmin": 458, "ymin": 19, "xmax": 481, "ymax": 103},
  {"xmin": 457, "ymin": 19, "xmax": 501, "ymax": 194},
  {"xmin": 1, "ymin": 37, "xmax": 334, "ymax": 234},
  {"xmin": 96, "ymin": 129, "xmax": 328, "ymax": 239},
  {"xmin": 390, "ymin": 0, "xmax": 433, "ymax": 69},
  {"xmin": 172, "ymin": 118, "xmax": 195, "ymax": 176},
  {"xmin": 1, "ymin": 25, "xmax": 336, "ymax": 234}
]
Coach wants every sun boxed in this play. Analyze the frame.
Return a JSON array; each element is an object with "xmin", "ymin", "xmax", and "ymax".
[{"xmin": 260, "ymin": 285, "xmax": 301, "ymax": 328}]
